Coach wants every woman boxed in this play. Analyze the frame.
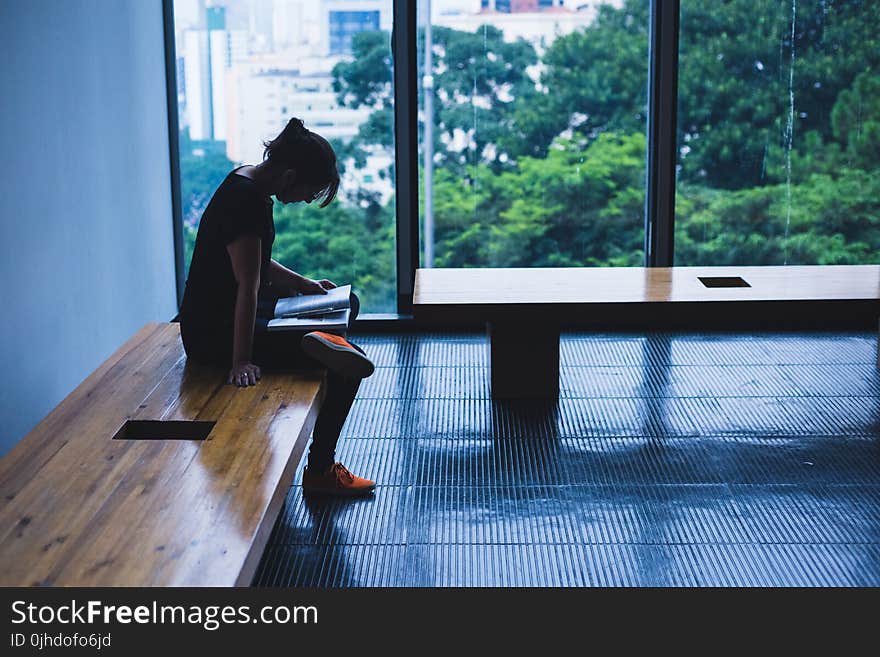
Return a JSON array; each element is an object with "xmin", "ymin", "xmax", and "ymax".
[{"xmin": 179, "ymin": 117, "xmax": 375, "ymax": 497}]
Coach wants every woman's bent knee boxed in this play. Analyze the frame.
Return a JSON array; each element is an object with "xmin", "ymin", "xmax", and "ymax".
[{"xmin": 348, "ymin": 292, "xmax": 360, "ymax": 324}]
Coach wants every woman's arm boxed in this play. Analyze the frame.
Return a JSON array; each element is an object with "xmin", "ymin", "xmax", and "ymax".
[
  {"xmin": 226, "ymin": 235, "xmax": 262, "ymax": 386},
  {"xmin": 265, "ymin": 258, "xmax": 335, "ymax": 296}
]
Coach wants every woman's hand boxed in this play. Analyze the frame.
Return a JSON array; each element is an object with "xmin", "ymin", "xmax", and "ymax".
[
  {"xmin": 228, "ymin": 361, "xmax": 262, "ymax": 387},
  {"xmin": 298, "ymin": 277, "xmax": 336, "ymax": 295}
]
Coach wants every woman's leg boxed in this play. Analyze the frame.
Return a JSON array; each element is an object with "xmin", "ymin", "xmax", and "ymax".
[
  {"xmin": 252, "ymin": 293, "xmax": 374, "ymax": 493},
  {"xmin": 252, "ymin": 333, "xmax": 361, "ymax": 468},
  {"xmin": 302, "ymin": 292, "xmax": 365, "ymax": 471},
  {"xmin": 307, "ymin": 369, "xmax": 361, "ymax": 473},
  {"xmin": 303, "ymin": 294, "xmax": 375, "ymax": 493},
  {"xmin": 348, "ymin": 291, "xmax": 360, "ymax": 323}
]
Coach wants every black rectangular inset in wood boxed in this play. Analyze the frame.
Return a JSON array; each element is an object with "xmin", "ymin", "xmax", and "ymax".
[
  {"xmin": 112, "ymin": 420, "xmax": 215, "ymax": 441},
  {"xmin": 698, "ymin": 276, "xmax": 751, "ymax": 288}
]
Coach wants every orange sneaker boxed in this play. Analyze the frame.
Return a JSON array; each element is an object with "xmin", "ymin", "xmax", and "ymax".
[
  {"xmin": 301, "ymin": 331, "xmax": 374, "ymax": 379},
  {"xmin": 302, "ymin": 462, "xmax": 376, "ymax": 497}
]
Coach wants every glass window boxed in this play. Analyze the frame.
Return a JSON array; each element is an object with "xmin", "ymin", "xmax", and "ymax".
[
  {"xmin": 416, "ymin": 0, "xmax": 648, "ymax": 270},
  {"xmin": 675, "ymin": 0, "xmax": 880, "ymax": 266},
  {"xmin": 173, "ymin": 0, "xmax": 396, "ymax": 312}
]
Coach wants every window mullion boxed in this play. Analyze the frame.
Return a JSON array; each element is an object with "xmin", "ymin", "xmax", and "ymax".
[
  {"xmin": 645, "ymin": 0, "xmax": 680, "ymax": 268},
  {"xmin": 392, "ymin": 0, "xmax": 419, "ymax": 315}
]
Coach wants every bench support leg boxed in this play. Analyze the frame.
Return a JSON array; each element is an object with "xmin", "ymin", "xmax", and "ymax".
[{"xmin": 488, "ymin": 322, "xmax": 560, "ymax": 399}]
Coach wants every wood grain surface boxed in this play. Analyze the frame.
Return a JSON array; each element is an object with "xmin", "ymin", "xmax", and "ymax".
[
  {"xmin": 0, "ymin": 323, "xmax": 324, "ymax": 586},
  {"xmin": 414, "ymin": 265, "xmax": 880, "ymax": 306}
]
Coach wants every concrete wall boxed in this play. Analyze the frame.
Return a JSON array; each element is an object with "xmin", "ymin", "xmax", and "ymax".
[{"xmin": 0, "ymin": 0, "xmax": 178, "ymax": 456}]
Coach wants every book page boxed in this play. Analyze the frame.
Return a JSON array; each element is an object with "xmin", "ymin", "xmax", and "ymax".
[
  {"xmin": 266, "ymin": 308, "xmax": 350, "ymax": 332},
  {"xmin": 273, "ymin": 284, "xmax": 351, "ymax": 318}
]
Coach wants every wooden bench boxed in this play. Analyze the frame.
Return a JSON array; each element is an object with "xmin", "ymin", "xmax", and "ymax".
[
  {"xmin": 0, "ymin": 322, "xmax": 324, "ymax": 586},
  {"xmin": 413, "ymin": 265, "xmax": 880, "ymax": 399}
]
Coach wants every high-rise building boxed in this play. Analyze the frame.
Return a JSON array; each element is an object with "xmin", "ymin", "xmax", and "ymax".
[
  {"xmin": 176, "ymin": 56, "xmax": 186, "ymax": 108},
  {"xmin": 437, "ymin": 0, "xmax": 615, "ymax": 49},
  {"xmin": 175, "ymin": 0, "xmax": 205, "ymax": 29},
  {"xmin": 224, "ymin": 52, "xmax": 393, "ymax": 202},
  {"xmin": 272, "ymin": 0, "xmax": 305, "ymax": 51},
  {"xmin": 321, "ymin": 1, "xmax": 391, "ymax": 56},
  {"xmin": 247, "ymin": 0, "xmax": 275, "ymax": 52},
  {"xmin": 480, "ymin": 0, "xmax": 564, "ymax": 12},
  {"xmin": 183, "ymin": 29, "xmax": 211, "ymax": 140},
  {"xmin": 181, "ymin": 6, "xmax": 248, "ymax": 141},
  {"xmin": 226, "ymin": 61, "xmax": 372, "ymax": 163},
  {"xmin": 480, "ymin": 0, "xmax": 511, "ymax": 11},
  {"xmin": 328, "ymin": 9, "xmax": 380, "ymax": 54}
]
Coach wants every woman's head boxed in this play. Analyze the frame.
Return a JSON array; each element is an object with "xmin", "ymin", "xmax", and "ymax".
[{"xmin": 262, "ymin": 117, "xmax": 340, "ymax": 207}]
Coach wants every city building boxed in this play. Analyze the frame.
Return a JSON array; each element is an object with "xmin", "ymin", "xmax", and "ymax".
[
  {"xmin": 438, "ymin": 0, "xmax": 611, "ymax": 48},
  {"xmin": 322, "ymin": 1, "xmax": 392, "ymax": 55},
  {"xmin": 180, "ymin": 6, "xmax": 248, "ymax": 140},
  {"xmin": 219, "ymin": 1, "xmax": 394, "ymax": 199}
]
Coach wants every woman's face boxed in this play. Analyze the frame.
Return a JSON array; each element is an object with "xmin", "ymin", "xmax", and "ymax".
[{"xmin": 277, "ymin": 169, "xmax": 322, "ymax": 205}]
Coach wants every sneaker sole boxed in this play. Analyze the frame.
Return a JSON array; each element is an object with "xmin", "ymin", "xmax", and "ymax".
[
  {"xmin": 302, "ymin": 334, "xmax": 375, "ymax": 379},
  {"xmin": 302, "ymin": 483, "xmax": 376, "ymax": 497}
]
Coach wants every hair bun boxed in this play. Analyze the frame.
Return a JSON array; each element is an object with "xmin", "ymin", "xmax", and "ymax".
[{"xmin": 283, "ymin": 117, "xmax": 308, "ymax": 141}]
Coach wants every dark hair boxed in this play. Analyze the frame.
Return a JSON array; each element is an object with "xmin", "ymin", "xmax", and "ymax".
[{"xmin": 262, "ymin": 117, "xmax": 340, "ymax": 207}]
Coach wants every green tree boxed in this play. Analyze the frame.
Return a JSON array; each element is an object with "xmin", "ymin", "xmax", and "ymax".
[
  {"xmin": 832, "ymin": 70, "xmax": 880, "ymax": 170},
  {"xmin": 272, "ymin": 200, "xmax": 397, "ymax": 311},
  {"xmin": 432, "ymin": 132, "xmax": 646, "ymax": 268},
  {"xmin": 675, "ymin": 0, "xmax": 879, "ymax": 188},
  {"xmin": 676, "ymin": 168, "xmax": 880, "ymax": 265},
  {"xmin": 506, "ymin": 0, "xmax": 649, "ymax": 160},
  {"xmin": 527, "ymin": 0, "xmax": 880, "ymax": 190},
  {"xmin": 334, "ymin": 26, "xmax": 540, "ymax": 172}
]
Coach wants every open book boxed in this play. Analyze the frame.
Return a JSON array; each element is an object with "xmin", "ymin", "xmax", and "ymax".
[{"xmin": 266, "ymin": 284, "xmax": 351, "ymax": 332}]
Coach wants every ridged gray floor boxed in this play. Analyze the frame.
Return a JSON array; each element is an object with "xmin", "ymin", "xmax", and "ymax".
[{"xmin": 253, "ymin": 331, "xmax": 880, "ymax": 587}]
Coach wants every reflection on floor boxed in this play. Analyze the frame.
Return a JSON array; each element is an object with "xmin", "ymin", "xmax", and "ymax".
[{"xmin": 253, "ymin": 331, "xmax": 880, "ymax": 587}]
